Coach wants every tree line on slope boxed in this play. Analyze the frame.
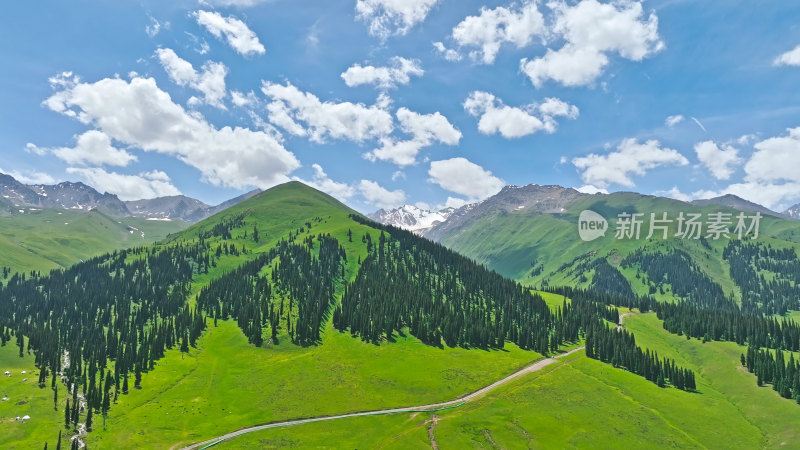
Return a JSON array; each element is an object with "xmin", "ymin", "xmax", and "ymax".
[
  {"xmin": 0, "ymin": 243, "xmax": 214, "ymax": 444},
  {"xmin": 195, "ymin": 233, "xmax": 346, "ymax": 346},
  {"xmin": 570, "ymin": 252, "xmax": 800, "ymax": 405}
]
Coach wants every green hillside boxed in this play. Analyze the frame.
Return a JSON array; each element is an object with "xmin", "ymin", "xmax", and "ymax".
[
  {"xmin": 2, "ymin": 182, "xmax": 798, "ymax": 449},
  {"xmin": 0, "ymin": 208, "xmax": 187, "ymax": 274},
  {"xmin": 435, "ymin": 191, "xmax": 800, "ymax": 309},
  {"xmin": 0, "ymin": 182, "xmax": 581, "ymax": 448}
]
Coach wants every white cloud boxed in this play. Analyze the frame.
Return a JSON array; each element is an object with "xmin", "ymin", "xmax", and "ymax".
[
  {"xmin": 201, "ymin": 0, "xmax": 274, "ymax": 6},
  {"xmin": 774, "ymin": 44, "xmax": 800, "ymax": 67},
  {"xmin": 746, "ymin": 127, "xmax": 800, "ymax": 184},
  {"xmin": 521, "ymin": 0, "xmax": 663, "ymax": 87},
  {"xmin": 356, "ymin": 0, "xmax": 441, "ymax": 40},
  {"xmin": 432, "ymin": 42, "xmax": 462, "ymax": 61},
  {"xmin": 44, "ymin": 75, "xmax": 299, "ymax": 190},
  {"xmin": 694, "ymin": 140, "xmax": 742, "ymax": 180},
  {"xmin": 36, "ymin": 130, "xmax": 137, "ymax": 167},
  {"xmin": 146, "ymin": 15, "xmax": 169, "ymax": 38},
  {"xmin": 186, "ymin": 32, "xmax": 211, "ymax": 55},
  {"xmin": 295, "ymin": 164, "xmax": 355, "ymax": 202},
  {"xmin": 0, "ymin": 168, "xmax": 57, "ymax": 185},
  {"xmin": 691, "ymin": 116, "xmax": 707, "ymax": 132},
  {"xmin": 391, "ymin": 170, "xmax": 405, "ymax": 181},
  {"xmin": 358, "ymin": 179, "xmax": 406, "ymax": 208},
  {"xmin": 67, "ymin": 167, "xmax": 181, "ymax": 201},
  {"xmin": 463, "ymin": 91, "xmax": 578, "ymax": 138},
  {"xmin": 687, "ymin": 127, "xmax": 800, "ymax": 211},
  {"xmin": 572, "ymin": 138, "xmax": 688, "ymax": 188},
  {"xmin": 576, "ymin": 185, "xmax": 608, "ymax": 194},
  {"xmin": 452, "ymin": 1, "xmax": 545, "ymax": 64},
  {"xmin": 428, "ymin": 157, "xmax": 504, "ymax": 200},
  {"xmin": 665, "ymin": 114, "xmax": 684, "ymax": 127},
  {"xmin": 366, "ymin": 107, "xmax": 461, "ymax": 166},
  {"xmin": 693, "ymin": 182, "xmax": 800, "ymax": 212},
  {"xmin": 341, "ymin": 57, "xmax": 424, "ymax": 89},
  {"xmin": 736, "ymin": 134, "xmax": 757, "ymax": 145},
  {"xmin": 653, "ymin": 186, "xmax": 692, "ymax": 202},
  {"xmin": 441, "ymin": 196, "xmax": 469, "ymax": 209},
  {"xmin": 155, "ymin": 48, "xmax": 228, "ymax": 108},
  {"xmin": 193, "ymin": 10, "xmax": 265, "ymax": 57},
  {"xmin": 231, "ymin": 90, "xmax": 257, "ymax": 107},
  {"xmin": 261, "ymin": 81, "xmax": 394, "ymax": 143}
]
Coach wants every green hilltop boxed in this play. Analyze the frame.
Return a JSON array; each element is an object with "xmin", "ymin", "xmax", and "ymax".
[{"xmin": 1, "ymin": 181, "xmax": 798, "ymax": 449}]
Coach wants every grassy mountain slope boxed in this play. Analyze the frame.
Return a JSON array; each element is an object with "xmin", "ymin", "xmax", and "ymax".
[
  {"xmin": 434, "ymin": 191, "xmax": 800, "ymax": 305},
  {"xmin": 0, "ymin": 208, "xmax": 187, "ymax": 273},
  {"xmin": 4, "ymin": 182, "xmax": 799, "ymax": 449},
  {"xmin": 218, "ymin": 312, "xmax": 800, "ymax": 449},
  {"xmin": 1, "ymin": 182, "xmax": 561, "ymax": 448}
]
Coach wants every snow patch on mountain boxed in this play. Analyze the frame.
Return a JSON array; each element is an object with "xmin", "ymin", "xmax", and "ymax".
[{"xmin": 368, "ymin": 205, "xmax": 457, "ymax": 234}]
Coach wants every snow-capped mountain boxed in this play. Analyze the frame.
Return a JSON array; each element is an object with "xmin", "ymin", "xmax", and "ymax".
[
  {"xmin": 785, "ymin": 203, "xmax": 800, "ymax": 220},
  {"xmin": 368, "ymin": 205, "xmax": 457, "ymax": 235}
]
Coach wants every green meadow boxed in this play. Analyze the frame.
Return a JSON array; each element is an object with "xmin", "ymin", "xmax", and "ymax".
[{"xmin": 215, "ymin": 313, "xmax": 800, "ymax": 449}]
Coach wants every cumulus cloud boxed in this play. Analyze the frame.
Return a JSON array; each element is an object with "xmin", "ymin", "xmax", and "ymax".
[
  {"xmin": 432, "ymin": 42, "xmax": 461, "ymax": 61},
  {"xmin": 341, "ymin": 57, "xmax": 424, "ymax": 89},
  {"xmin": 428, "ymin": 157, "xmax": 504, "ymax": 201},
  {"xmin": 746, "ymin": 127, "xmax": 800, "ymax": 184},
  {"xmin": 572, "ymin": 138, "xmax": 688, "ymax": 188},
  {"xmin": 694, "ymin": 140, "xmax": 742, "ymax": 180},
  {"xmin": 653, "ymin": 186, "xmax": 692, "ymax": 202},
  {"xmin": 366, "ymin": 107, "xmax": 461, "ymax": 166},
  {"xmin": 155, "ymin": 48, "xmax": 228, "ymax": 108},
  {"xmin": 44, "ymin": 74, "xmax": 299, "ymax": 189},
  {"xmin": 358, "ymin": 179, "xmax": 406, "ymax": 208},
  {"xmin": 441, "ymin": 196, "xmax": 469, "ymax": 209},
  {"xmin": 693, "ymin": 182, "xmax": 800, "ymax": 212},
  {"xmin": 576, "ymin": 185, "xmax": 608, "ymax": 194},
  {"xmin": 521, "ymin": 0, "xmax": 663, "ymax": 87},
  {"xmin": 230, "ymin": 90, "xmax": 257, "ymax": 107},
  {"xmin": 296, "ymin": 164, "xmax": 355, "ymax": 202},
  {"xmin": 261, "ymin": 81, "xmax": 394, "ymax": 143},
  {"xmin": 774, "ymin": 44, "xmax": 800, "ymax": 67},
  {"xmin": 463, "ymin": 91, "xmax": 578, "ymax": 138},
  {"xmin": 0, "ymin": 168, "xmax": 57, "ymax": 185},
  {"xmin": 31, "ymin": 130, "xmax": 137, "ymax": 167},
  {"xmin": 67, "ymin": 167, "xmax": 181, "ymax": 200},
  {"xmin": 665, "ymin": 114, "xmax": 684, "ymax": 127},
  {"xmin": 452, "ymin": 1, "xmax": 545, "ymax": 64},
  {"xmin": 193, "ymin": 10, "xmax": 265, "ymax": 57},
  {"xmin": 686, "ymin": 127, "xmax": 800, "ymax": 211},
  {"xmin": 356, "ymin": 0, "xmax": 441, "ymax": 40}
]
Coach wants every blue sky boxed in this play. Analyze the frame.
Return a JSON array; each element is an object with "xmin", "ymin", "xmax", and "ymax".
[{"xmin": 1, "ymin": 0, "xmax": 800, "ymax": 213}]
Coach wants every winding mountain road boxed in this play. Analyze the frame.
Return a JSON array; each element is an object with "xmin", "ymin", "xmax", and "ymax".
[{"xmin": 179, "ymin": 346, "xmax": 586, "ymax": 449}]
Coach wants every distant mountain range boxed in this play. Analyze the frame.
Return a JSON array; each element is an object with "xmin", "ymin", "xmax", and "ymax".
[
  {"xmin": 367, "ymin": 204, "xmax": 457, "ymax": 234},
  {"xmin": 691, "ymin": 194, "xmax": 786, "ymax": 218},
  {"xmin": 371, "ymin": 186, "xmax": 799, "ymax": 238},
  {"xmin": 0, "ymin": 172, "xmax": 260, "ymax": 222}
]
